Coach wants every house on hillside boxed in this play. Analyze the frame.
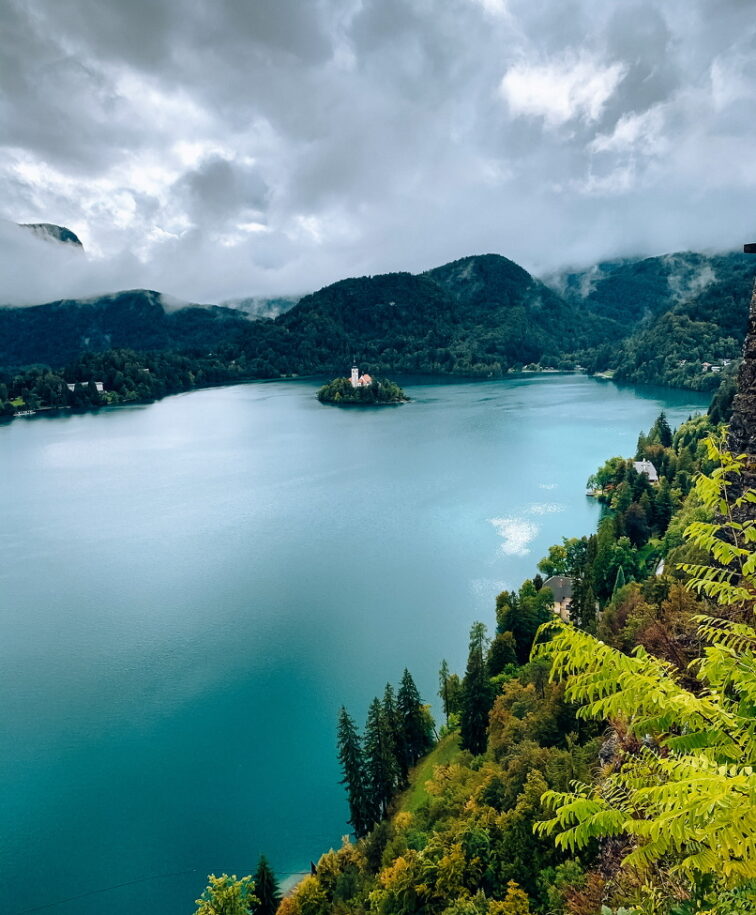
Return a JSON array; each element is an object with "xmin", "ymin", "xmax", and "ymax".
[
  {"xmin": 66, "ymin": 381, "xmax": 104, "ymax": 393},
  {"xmin": 350, "ymin": 365, "xmax": 373, "ymax": 388},
  {"xmin": 633, "ymin": 459, "xmax": 658, "ymax": 483},
  {"xmin": 542, "ymin": 575, "xmax": 573, "ymax": 621}
]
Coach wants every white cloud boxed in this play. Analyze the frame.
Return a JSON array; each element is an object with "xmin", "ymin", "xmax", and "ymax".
[
  {"xmin": 1, "ymin": 0, "xmax": 756, "ymax": 305},
  {"xmin": 499, "ymin": 51, "xmax": 626, "ymax": 127},
  {"xmin": 590, "ymin": 106, "xmax": 668, "ymax": 156}
]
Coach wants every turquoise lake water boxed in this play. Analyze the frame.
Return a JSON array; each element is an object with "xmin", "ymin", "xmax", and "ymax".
[{"xmin": 0, "ymin": 375, "xmax": 709, "ymax": 914}]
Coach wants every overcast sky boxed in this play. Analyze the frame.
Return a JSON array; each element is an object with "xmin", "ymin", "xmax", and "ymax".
[{"xmin": 2, "ymin": 0, "xmax": 755, "ymax": 305}]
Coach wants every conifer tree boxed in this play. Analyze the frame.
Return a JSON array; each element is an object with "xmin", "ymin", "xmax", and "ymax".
[
  {"xmin": 567, "ymin": 533, "xmax": 597, "ymax": 631},
  {"xmin": 251, "ymin": 856, "xmax": 280, "ymax": 915},
  {"xmin": 382, "ymin": 682, "xmax": 408, "ymax": 787},
  {"xmin": 439, "ymin": 659, "xmax": 452, "ymax": 726},
  {"xmin": 397, "ymin": 668, "xmax": 433, "ymax": 766},
  {"xmin": 655, "ymin": 477, "xmax": 674, "ymax": 532},
  {"xmin": 363, "ymin": 698, "xmax": 397, "ymax": 821},
  {"xmin": 336, "ymin": 707, "xmax": 370, "ymax": 837},
  {"xmin": 487, "ymin": 631, "xmax": 518, "ymax": 676},
  {"xmin": 655, "ymin": 410, "xmax": 673, "ymax": 447},
  {"xmin": 460, "ymin": 621, "xmax": 493, "ymax": 755}
]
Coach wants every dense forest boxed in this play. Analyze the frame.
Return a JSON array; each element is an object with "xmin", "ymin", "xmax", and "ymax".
[
  {"xmin": 205, "ymin": 411, "xmax": 752, "ymax": 915},
  {"xmin": 1, "ymin": 250, "xmax": 753, "ymax": 421}
]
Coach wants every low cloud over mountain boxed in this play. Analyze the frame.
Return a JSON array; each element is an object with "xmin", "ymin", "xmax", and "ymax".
[{"xmin": 2, "ymin": 0, "xmax": 755, "ymax": 306}]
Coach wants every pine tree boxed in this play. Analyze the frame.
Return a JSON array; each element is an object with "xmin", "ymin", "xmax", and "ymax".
[
  {"xmin": 397, "ymin": 669, "xmax": 433, "ymax": 766},
  {"xmin": 487, "ymin": 631, "xmax": 518, "ymax": 676},
  {"xmin": 569, "ymin": 533, "xmax": 597, "ymax": 631},
  {"xmin": 382, "ymin": 682, "xmax": 408, "ymax": 788},
  {"xmin": 459, "ymin": 622, "xmax": 493, "ymax": 755},
  {"xmin": 439, "ymin": 659, "xmax": 451, "ymax": 726},
  {"xmin": 251, "ymin": 856, "xmax": 280, "ymax": 915},
  {"xmin": 654, "ymin": 410, "xmax": 673, "ymax": 447},
  {"xmin": 336, "ymin": 707, "xmax": 370, "ymax": 837},
  {"xmin": 363, "ymin": 698, "xmax": 397, "ymax": 821},
  {"xmin": 655, "ymin": 478, "xmax": 674, "ymax": 532}
]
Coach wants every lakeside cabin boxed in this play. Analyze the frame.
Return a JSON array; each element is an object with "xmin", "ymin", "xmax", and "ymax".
[
  {"xmin": 633, "ymin": 459, "xmax": 659, "ymax": 483},
  {"xmin": 542, "ymin": 575, "xmax": 573, "ymax": 621},
  {"xmin": 66, "ymin": 381, "xmax": 104, "ymax": 393}
]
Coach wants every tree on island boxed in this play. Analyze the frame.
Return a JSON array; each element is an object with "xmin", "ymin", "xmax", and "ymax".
[{"xmin": 316, "ymin": 376, "xmax": 407, "ymax": 405}]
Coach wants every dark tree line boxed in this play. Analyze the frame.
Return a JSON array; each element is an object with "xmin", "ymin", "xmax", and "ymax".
[{"xmin": 336, "ymin": 669, "xmax": 435, "ymax": 838}]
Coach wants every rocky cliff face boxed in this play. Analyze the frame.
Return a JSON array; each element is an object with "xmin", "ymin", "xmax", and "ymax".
[{"xmin": 727, "ymin": 278, "xmax": 756, "ymax": 456}]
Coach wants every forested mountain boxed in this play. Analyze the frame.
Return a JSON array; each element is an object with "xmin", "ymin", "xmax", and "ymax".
[
  {"xmin": 0, "ymin": 290, "xmax": 250, "ymax": 367},
  {"xmin": 549, "ymin": 251, "xmax": 751, "ymax": 328},
  {"xmin": 0, "ymin": 253, "xmax": 622, "ymax": 377},
  {"xmin": 548, "ymin": 251, "xmax": 755, "ymax": 388},
  {"xmin": 611, "ymin": 254, "xmax": 755, "ymax": 389},
  {"xmin": 1, "ymin": 250, "xmax": 754, "ymax": 418}
]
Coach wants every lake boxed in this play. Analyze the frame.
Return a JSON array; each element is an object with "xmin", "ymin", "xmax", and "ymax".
[{"xmin": 0, "ymin": 375, "xmax": 709, "ymax": 914}]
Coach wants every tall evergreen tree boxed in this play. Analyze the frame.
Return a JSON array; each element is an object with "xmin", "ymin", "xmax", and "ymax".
[
  {"xmin": 251, "ymin": 856, "xmax": 280, "ymax": 915},
  {"xmin": 439, "ymin": 659, "xmax": 451, "ymax": 726},
  {"xmin": 383, "ymin": 682, "xmax": 408, "ymax": 788},
  {"xmin": 398, "ymin": 668, "xmax": 433, "ymax": 766},
  {"xmin": 363, "ymin": 698, "xmax": 397, "ymax": 821},
  {"xmin": 655, "ymin": 410, "xmax": 673, "ymax": 447},
  {"xmin": 487, "ymin": 631, "xmax": 518, "ymax": 676},
  {"xmin": 459, "ymin": 622, "xmax": 493, "ymax": 755},
  {"xmin": 336, "ymin": 707, "xmax": 370, "ymax": 837},
  {"xmin": 655, "ymin": 478, "xmax": 674, "ymax": 532}
]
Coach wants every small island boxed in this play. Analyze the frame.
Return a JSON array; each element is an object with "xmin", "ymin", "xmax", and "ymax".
[{"xmin": 317, "ymin": 365, "xmax": 408, "ymax": 405}]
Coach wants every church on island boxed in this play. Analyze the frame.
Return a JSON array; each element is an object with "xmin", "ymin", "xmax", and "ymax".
[{"xmin": 350, "ymin": 365, "xmax": 373, "ymax": 388}]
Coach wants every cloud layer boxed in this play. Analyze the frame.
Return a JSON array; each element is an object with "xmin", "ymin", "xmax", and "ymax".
[{"xmin": 2, "ymin": 0, "xmax": 755, "ymax": 305}]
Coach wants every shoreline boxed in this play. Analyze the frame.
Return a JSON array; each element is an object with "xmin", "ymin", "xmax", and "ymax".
[{"xmin": 0, "ymin": 369, "xmax": 711, "ymax": 429}]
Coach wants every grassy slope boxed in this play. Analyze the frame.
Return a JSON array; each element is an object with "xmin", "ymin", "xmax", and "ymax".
[{"xmin": 396, "ymin": 732, "xmax": 462, "ymax": 815}]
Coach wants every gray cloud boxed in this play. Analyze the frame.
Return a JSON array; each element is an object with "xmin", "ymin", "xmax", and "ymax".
[{"xmin": 1, "ymin": 0, "xmax": 755, "ymax": 306}]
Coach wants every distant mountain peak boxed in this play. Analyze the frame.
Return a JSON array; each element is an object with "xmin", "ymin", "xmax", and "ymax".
[{"xmin": 19, "ymin": 223, "xmax": 84, "ymax": 249}]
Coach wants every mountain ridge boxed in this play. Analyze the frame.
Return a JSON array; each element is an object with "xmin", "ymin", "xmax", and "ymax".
[{"xmin": 0, "ymin": 250, "xmax": 753, "ymax": 398}]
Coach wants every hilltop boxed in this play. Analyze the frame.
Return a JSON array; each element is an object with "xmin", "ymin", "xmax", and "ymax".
[{"xmin": 0, "ymin": 249, "xmax": 753, "ymax": 415}]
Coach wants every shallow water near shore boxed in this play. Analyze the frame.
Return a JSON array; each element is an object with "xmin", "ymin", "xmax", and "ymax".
[{"xmin": 0, "ymin": 375, "xmax": 709, "ymax": 914}]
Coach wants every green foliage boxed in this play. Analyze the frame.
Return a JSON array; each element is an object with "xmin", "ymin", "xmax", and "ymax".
[
  {"xmin": 439, "ymin": 659, "xmax": 463, "ymax": 724},
  {"xmin": 678, "ymin": 432, "xmax": 756, "ymax": 606},
  {"xmin": 337, "ymin": 706, "xmax": 371, "ymax": 838},
  {"xmin": 316, "ymin": 376, "xmax": 407, "ymax": 405},
  {"xmin": 364, "ymin": 697, "xmax": 399, "ymax": 822},
  {"xmin": 460, "ymin": 623, "xmax": 494, "ymax": 755},
  {"xmin": 193, "ymin": 874, "xmax": 256, "ymax": 915},
  {"xmin": 532, "ymin": 434, "xmax": 756, "ymax": 903},
  {"xmin": 251, "ymin": 856, "xmax": 280, "ymax": 915},
  {"xmin": 398, "ymin": 669, "xmax": 435, "ymax": 767},
  {"xmin": 495, "ymin": 584, "xmax": 553, "ymax": 664}
]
